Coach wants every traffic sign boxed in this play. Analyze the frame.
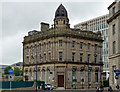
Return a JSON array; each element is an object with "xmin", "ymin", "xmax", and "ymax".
[
  {"xmin": 8, "ymin": 74, "xmax": 14, "ymax": 81},
  {"xmin": 8, "ymin": 69, "xmax": 14, "ymax": 74},
  {"xmin": 114, "ymin": 70, "xmax": 120, "ymax": 76},
  {"xmin": 115, "ymin": 75, "xmax": 119, "ymax": 79}
]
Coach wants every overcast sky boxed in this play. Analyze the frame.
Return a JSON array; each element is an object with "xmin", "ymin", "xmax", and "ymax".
[{"xmin": 1, "ymin": 0, "xmax": 114, "ymax": 65}]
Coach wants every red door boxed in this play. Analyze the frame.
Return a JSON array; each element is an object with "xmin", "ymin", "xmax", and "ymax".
[{"xmin": 58, "ymin": 75, "xmax": 64, "ymax": 87}]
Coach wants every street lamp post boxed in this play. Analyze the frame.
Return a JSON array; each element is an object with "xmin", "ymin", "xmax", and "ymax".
[
  {"xmin": 35, "ymin": 45, "xmax": 38, "ymax": 92},
  {"xmin": 100, "ymin": 44, "xmax": 102, "ymax": 89},
  {"xmin": 116, "ymin": 76, "xmax": 119, "ymax": 92},
  {"xmin": 36, "ymin": 54, "xmax": 38, "ymax": 92},
  {"xmin": 88, "ymin": 55, "xmax": 90, "ymax": 89},
  {"xmin": 65, "ymin": 63, "xmax": 68, "ymax": 89}
]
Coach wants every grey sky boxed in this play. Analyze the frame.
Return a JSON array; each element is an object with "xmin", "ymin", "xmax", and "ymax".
[{"xmin": 1, "ymin": 0, "xmax": 114, "ymax": 65}]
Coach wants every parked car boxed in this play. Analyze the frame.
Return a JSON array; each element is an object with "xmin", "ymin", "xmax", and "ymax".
[{"xmin": 45, "ymin": 84, "xmax": 53, "ymax": 90}]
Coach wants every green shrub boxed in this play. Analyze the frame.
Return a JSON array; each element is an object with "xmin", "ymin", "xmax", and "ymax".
[{"xmin": 14, "ymin": 78, "xmax": 23, "ymax": 81}]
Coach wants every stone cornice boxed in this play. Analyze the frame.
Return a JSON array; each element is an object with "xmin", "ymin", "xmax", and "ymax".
[
  {"xmin": 23, "ymin": 28, "xmax": 103, "ymax": 45},
  {"xmin": 108, "ymin": 2, "xmax": 116, "ymax": 10},
  {"xmin": 107, "ymin": 10, "xmax": 120, "ymax": 24},
  {"xmin": 23, "ymin": 61, "xmax": 103, "ymax": 67},
  {"xmin": 109, "ymin": 53, "xmax": 120, "ymax": 59}
]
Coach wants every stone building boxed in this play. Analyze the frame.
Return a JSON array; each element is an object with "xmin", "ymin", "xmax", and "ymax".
[
  {"xmin": 107, "ymin": 0, "xmax": 120, "ymax": 89},
  {"xmin": 74, "ymin": 14, "xmax": 109, "ymax": 81},
  {"xmin": 23, "ymin": 4, "xmax": 103, "ymax": 89}
]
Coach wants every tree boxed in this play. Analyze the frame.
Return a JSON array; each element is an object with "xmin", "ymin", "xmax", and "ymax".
[
  {"xmin": 14, "ymin": 67, "xmax": 21, "ymax": 76},
  {"xmin": 5, "ymin": 74, "xmax": 8, "ymax": 79},
  {"xmin": 4, "ymin": 66, "xmax": 12, "ymax": 74},
  {"xmin": 14, "ymin": 77, "xmax": 23, "ymax": 81},
  {"xmin": 20, "ymin": 70, "xmax": 23, "ymax": 76},
  {"xmin": 2, "ymin": 73, "xmax": 4, "ymax": 78}
]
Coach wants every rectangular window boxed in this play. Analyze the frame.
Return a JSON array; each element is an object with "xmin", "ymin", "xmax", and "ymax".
[
  {"xmin": 88, "ymin": 54, "xmax": 90, "ymax": 63},
  {"xmin": 31, "ymin": 55, "xmax": 34, "ymax": 64},
  {"xmin": 88, "ymin": 43, "xmax": 90, "ymax": 50},
  {"xmin": 72, "ymin": 53, "xmax": 75, "ymax": 62},
  {"xmin": 44, "ymin": 43, "xmax": 46, "ymax": 49},
  {"xmin": 106, "ymin": 43, "xmax": 108, "ymax": 48},
  {"xmin": 113, "ymin": 7, "xmax": 115, "ymax": 14},
  {"xmin": 95, "ymin": 70, "xmax": 98, "ymax": 82},
  {"xmin": 94, "ymin": 55, "xmax": 97, "ymax": 63},
  {"xmin": 40, "ymin": 44, "xmax": 42, "ymax": 50},
  {"xmin": 80, "ymin": 53, "xmax": 83, "ymax": 62},
  {"xmin": 80, "ymin": 42, "xmax": 83, "ymax": 49},
  {"xmin": 72, "ymin": 41, "xmax": 75, "ymax": 48},
  {"xmin": 59, "ymin": 40, "xmax": 62, "ymax": 48},
  {"xmin": 49, "ymin": 53, "xmax": 51, "ymax": 62},
  {"xmin": 113, "ymin": 24, "xmax": 115, "ymax": 35},
  {"xmin": 26, "ymin": 47, "xmax": 29, "ymax": 53},
  {"xmin": 32, "ymin": 46, "xmax": 34, "ymax": 52},
  {"xmin": 49, "ymin": 41, "xmax": 51, "ymax": 49},
  {"xmin": 27, "ymin": 56, "xmax": 29, "ymax": 64},
  {"xmin": 25, "ymin": 69, "xmax": 28, "ymax": 75},
  {"xmin": 36, "ymin": 45, "xmax": 38, "ymax": 51},
  {"xmin": 40, "ymin": 54, "xmax": 42, "ymax": 62},
  {"xmin": 59, "ymin": 52, "xmax": 62, "ymax": 61},
  {"xmin": 113, "ymin": 41, "xmax": 116, "ymax": 54},
  {"xmin": 44, "ymin": 54, "xmax": 46, "ymax": 61},
  {"xmin": 94, "ymin": 44, "xmax": 97, "ymax": 51},
  {"xmin": 103, "ymin": 72, "xmax": 106, "ymax": 81}
]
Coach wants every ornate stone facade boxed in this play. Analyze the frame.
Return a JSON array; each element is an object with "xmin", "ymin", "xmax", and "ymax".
[
  {"xmin": 23, "ymin": 4, "xmax": 103, "ymax": 89},
  {"xmin": 107, "ymin": 1, "xmax": 120, "ymax": 90}
]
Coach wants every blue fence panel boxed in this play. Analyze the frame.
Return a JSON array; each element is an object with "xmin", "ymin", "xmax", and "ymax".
[
  {"xmin": 11, "ymin": 81, "xmax": 34, "ymax": 88},
  {"xmin": 0, "ymin": 81, "xmax": 34, "ymax": 89},
  {"xmin": 1, "ymin": 81, "xmax": 10, "ymax": 89}
]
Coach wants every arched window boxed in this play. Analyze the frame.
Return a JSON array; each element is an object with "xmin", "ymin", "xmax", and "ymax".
[
  {"xmin": 30, "ymin": 68, "xmax": 33, "ymax": 81},
  {"xmin": 72, "ymin": 68, "xmax": 77, "ymax": 83},
  {"xmin": 42, "ymin": 69, "xmax": 45, "ymax": 81}
]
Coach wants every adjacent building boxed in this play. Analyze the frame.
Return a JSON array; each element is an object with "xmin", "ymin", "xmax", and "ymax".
[
  {"xmin": 107, "ymin": 0, "xmax": 120, "ymax": 89},
  {"xmin": 0, "ymin": 65, "xmax": 8, "ymax": 81},
  {"xmin": 23, "ymin": 4, "xmax": 103, "ymax": 89},
  {"xmin": 74, "ymin": 14, "xmax": 109, "ymax": 81},
  {"xmin": 11, "ymin": 62, "xmax": 23, "ymax": 70}
]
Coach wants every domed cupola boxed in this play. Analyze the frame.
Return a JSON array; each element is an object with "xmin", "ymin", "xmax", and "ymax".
[
  {"xmin": 54, "ymin": 4, "xmax": 70, "ymax": 29},
  {"xmin": 55, "ymin": 4, "xmax": 68, "ymax": 18}
]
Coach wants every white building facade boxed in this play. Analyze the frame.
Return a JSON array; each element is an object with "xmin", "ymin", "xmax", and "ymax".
[{"xmin": 74, "ymin": 14, "xmax": 109, "ymax": 80}]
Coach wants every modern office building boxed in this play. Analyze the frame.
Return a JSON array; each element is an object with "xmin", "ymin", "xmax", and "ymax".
[
  {"xmin": 107, "ymin": 0, "xmax": 120, "ymax": 89},
  {"xmin": 74, "ymin": 14, "xmax": 109, "ymax": 81},
  {"xmin": 23, "ymin": 4, "xmax": 103, "ymax": 89},
  {"xmin": 11, "ymin": 62, "xmax": 23, "ymax": 70}
]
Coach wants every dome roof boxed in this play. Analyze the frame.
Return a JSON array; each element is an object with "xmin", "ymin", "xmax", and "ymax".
[{"xmin": 55, "ymin": 4, "xmax": 68, "ymax": 18}]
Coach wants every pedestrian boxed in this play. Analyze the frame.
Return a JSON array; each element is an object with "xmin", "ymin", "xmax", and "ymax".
[
  {"xmin": 96, "ymin": 87, "xmax": 99, "ymax": 92},
  {"xmin": 71, "ymin": 84, "xmax": 73, "ymax": 89},
  {"xmin": 108, "ymin": 86, "xmax": 113, "ymax": 92}
]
